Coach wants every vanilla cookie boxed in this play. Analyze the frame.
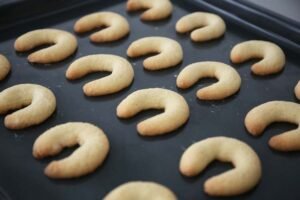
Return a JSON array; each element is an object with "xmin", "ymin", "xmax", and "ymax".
[
  {"xmin": 0, "ymin": 54, "xmax": 10, "ymax": 80},
  {"xmin": 127, "ymin": 37, "xmax": 183, "ymax": 70},
  {"xmin": 176, "ymin": 12, "xmax": 226, "ymax": 42},
  {"xmin": 74, "ymin": 12, "xmax": 130, "ymax": 43},
  {"xmin": 104, "ymin": 181, "xmax": 177, "ymax": 200},
  {"xmin": 294, "ymin": 81, "xmax": 300, "ymax": 100},
  {"xmin": 230, "ymin": 40, "xmax": 285, "ymax": 75},
  {"xmin": 33, "ymin": 122, "xmax": 109, "ymax": 179},
  {"xmin": 245, "ymin": 101, "xmax": 300, "ymax": 151},
  {"xmin": 0, "ymin": 84, "xmax": 56, "ymax": 129},
  {"xmin": 117, "ymin": 88, "xmax": 189, "ymax": 136},
  {"xmin": 14, "ymin": 29, "xmax": 77, "ymax": 63},
  {"xmin": 177, "ymin": 61, "xmax": 241, "ymax": 100},
  {"xmin": 180, "ymin": 136, "xmax": 261, "ymax": 196},
  {"xmin": 127, "ymin": 0, "xmax": 173, "ymax": 21},
  {"xmin": 66, "ymin": 54, "xmax": 134, "ymax": 96}
]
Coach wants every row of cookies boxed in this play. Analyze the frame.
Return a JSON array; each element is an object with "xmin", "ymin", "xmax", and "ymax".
[
  {"xmin": 1, "ymin": 81, "xmax": 300, "ymax": 149},
  {"xmin": 3, "ymin": 38, "xmax": 300, "ymax": 99},
  {"xmin": 2, "ymin": 28, "xmax": 289, "ymax": 100}
]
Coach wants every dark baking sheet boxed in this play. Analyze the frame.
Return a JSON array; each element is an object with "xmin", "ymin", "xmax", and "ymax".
[{"xmin": 0, "ymin": 0, "xmax": 300, "ymax": 199}]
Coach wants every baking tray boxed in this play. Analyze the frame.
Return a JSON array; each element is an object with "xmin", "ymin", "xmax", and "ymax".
[{"xmin": 0, "ymin": 0, "xmax": 300, "ymax": 199}]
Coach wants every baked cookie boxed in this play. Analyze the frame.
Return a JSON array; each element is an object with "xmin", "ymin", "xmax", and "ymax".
[
  {"xmin": 177, "ymin": 61, "xmax": 241, "ymax": 100},
  {"xmin": 33, "ymin": 122, "xmax": 109, "ymax": 179},
  {"xmin": 180, "ymin": 136, "xmax": 261, "ymax": 196},
  {"xmin": 0, "ymin": 84, "xmax": 56, "ymax": 129},
  {"xmin": 245, "ymin": 101, "xmax": 300, "ymax": 151},
  {"xmin": 0, "ymin": 54, "xmax": 10, "ymax": 80},
  {"xmin": 127, "ymin": 0, "xmax": 173, "ymax": 21},
  {"xmin": 74, "ymin": 12, "xmax": 130, "ymax": 43},
  {"xmin": 117, "ymin": 88, "xmax": 189, "ymax": 136},
  {"xmin": 176, "ymin": 12, "xmax": 226, "ymax": 42},
  {"xmin": 127, "ymin": 37, "xmax": 183, "ymax": 70},
  {"xmin": 104, "ymin": 181, "xmax": 177, "ymax": 200},
  {"xmin": 66, "ymin": 54, "xmax": 134, "ymax": 96},
  {"xmin": 14, "ymin": 29, "xmax": 77, "ymax": 63},
  {"xmin": 230, "ymin": 40, "xmax": 285, "ymax": 75},
  {"xmin": 294, "ymin": 81, "xmax": 300, "ymax": 100}
]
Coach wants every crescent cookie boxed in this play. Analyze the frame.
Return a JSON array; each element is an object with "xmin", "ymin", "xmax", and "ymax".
[
  {"xmin": 294, "ymin": 81, "xmax": 300, "ymax": 100},
  {"xmin": 245, "ymin": 101, "xmax": 300, "ymax": 151},
  {"xmin": 117, "ymin": 88, "xmax": 189, "ymax": 136},
  {"xmin": 66, "ymin": 54, "xmax": 134, "ymax": 96},
  {"xmin": 74, "ymin": 12, "xmax": 130, "ymax": 43},
  {"xmin": 0, "ymin": 54, "xmax": 11, "ymax": 80},
  {"xmin": 177, "ymin": 61, "xmax": 241, "ymax": 100},
  {"xmin": 104, "ymin": 181, "xmax": 177, "ymax": 200},
  {"xmin": 180, "ymin": 137, "xmax": 262, "ymax": 196},
  {"xmin": 0, "ymin": 84, "xmax": 56, "ymax": 129},
  {"xmin": 230, "ymin": 40, "xmax": 285, "ymax": 75},
  {"xmin": 176, "ymin": 12, "xmax": 226, "ymax": 42},
  {"xmin": 127, "ymin": 0, "xmax": 173, "ymax": 21},
  {"xmin": 33, "ymin": 122, "xmax": 109, "ymax": 179},
  {"xmin": 14, "ymin": 29, "xmax": 77, "ymax": 63},
  {"xmin": 127, "ymin": 37, "xmax": 183, "ymax": 70}
]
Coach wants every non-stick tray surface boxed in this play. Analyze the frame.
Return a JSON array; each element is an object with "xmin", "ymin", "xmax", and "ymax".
[{"xmin": 0, "ymin": 0, "xmax": 300, "ymax": 199}]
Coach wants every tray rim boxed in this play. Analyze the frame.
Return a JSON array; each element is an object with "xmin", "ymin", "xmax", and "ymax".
[{"xmin": 187, "ymin": 0, "xmax": 300, "ymax": 56}]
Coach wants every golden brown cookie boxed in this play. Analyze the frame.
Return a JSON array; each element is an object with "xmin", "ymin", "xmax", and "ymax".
[
  {"xmin": 245, "ymin": 101, "xmax": 300, "ymax": 151},
  {"xmin": 0, "ymin": 54, "xmax": 10, "ymax": 80},
  {"xmin": 0, "ymin": 84, "xmax": 56, "ymax": 129},
  {"xmin": 33, "ymin": 122, "xmax": 109, "ymax": 179},
  {"xmin": 117, "ymin": 88, "xmax": 189, "ymax": 136},
  {"xmin": 176, "ymin": 12, "xmax": 226, "ymax": 42},
  {"xmin": 177, "ymin": 61, "xmax": 241, "ymax": 100},
  {"xmin": 230, "ymin": 40, "xmax": 285, "ymax": 75},
  {"xmin": 74, "ymin": 12, "xmax": 130, "ymax": 43},
  {"xmin": 127, "ymin": 0, "xmax": 173, "ymax": 21},
  {"xmin": 14, "ymin": 29, "xmax": 77, "ymax": 63},
  {"xmin": 104, "ymin": 181, "xmax": 177, "ymax": 200},
  {"xmin": 294, "ymin": 81, "xmax": 300, "ymax": 100},
  {"xmin": 66, "ymin": 54, "xmax": 134, "ymax": 96},
  {"xmin": 127, "ymin": 37, "xmax": 183, "ymax": 70},
  {"xmin": 180, "ymin": 136, "xmax": 261, "ymax": 196}
]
